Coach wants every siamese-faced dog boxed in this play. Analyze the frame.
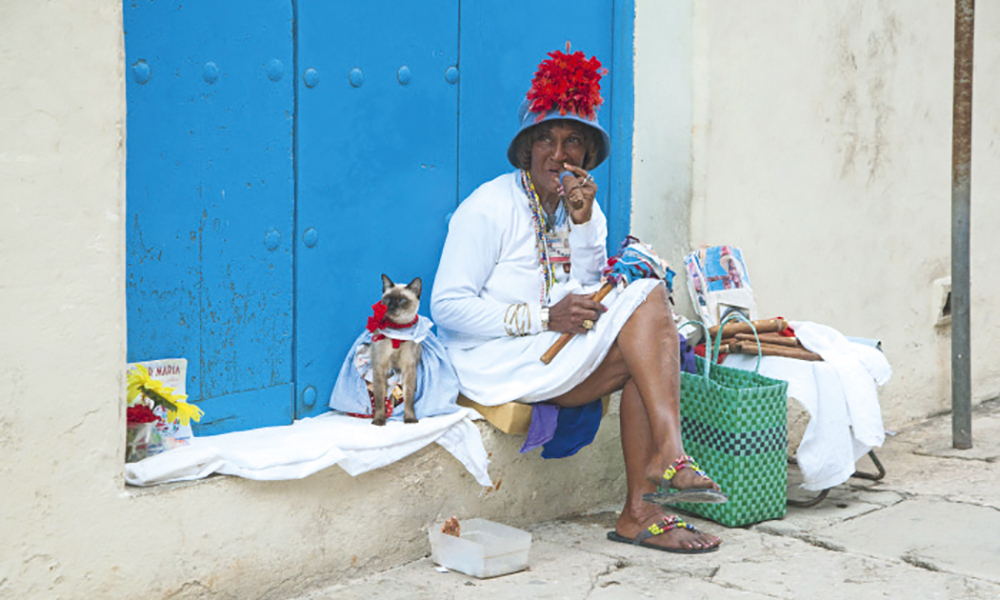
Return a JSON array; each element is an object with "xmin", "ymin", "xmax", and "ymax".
[{"xmin": 370, "ymin": 274, "xmax": 422, "ymax": 426}]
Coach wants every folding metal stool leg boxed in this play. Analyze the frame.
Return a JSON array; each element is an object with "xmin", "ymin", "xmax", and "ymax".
[{"xmin": 786, "ymin": 450, "xmax": 886, "ymax": 508}]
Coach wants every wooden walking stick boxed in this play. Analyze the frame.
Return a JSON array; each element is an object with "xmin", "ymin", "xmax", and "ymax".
[{"xmin": 540, "ymin": 237, "xmax": 674, "ymax": 364}]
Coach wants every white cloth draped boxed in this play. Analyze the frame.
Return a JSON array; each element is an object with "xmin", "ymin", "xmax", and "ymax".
[
  {"xmin": 329, "ymin": 315, "xmax": 462, "ymax": 421},
  {"xmin": 125, "ymin": 408, "xmax": 492, "ymax": 487},
  {"xmin": 447, "ymin": 281, "xmax": 660, "ymax": 405},
  {"xmin": 724, "ymin": 322, "xmax": 891, "ymax": 491}
]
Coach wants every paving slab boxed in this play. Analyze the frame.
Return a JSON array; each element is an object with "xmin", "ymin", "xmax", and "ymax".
[
  {"xmin": 811, "ymin": 497, "xmax": 1000, "ymax": 584},
  {"xmin": 896, "ymin": 399, "xmax": 1000, "ymax": 462},
  {"xmin": 870, "ymin": 449, "xmax": 1000, "ymax": 510},
  {"xmin": 286, "ymin": 403, "xmax": 1000, "ymax": 600},
  {"xmin": 765, "ymin": 490, "xmax": 904, "ymax": 539},
  {"xmin": 297, "ymin": 513, "xmax": 999, "ymax": 600},
  {"xmin": 712, "ymin": 536, "xmax": 999, "ymax": 600},
  {"xmin": 294, "ymin": 533, "xmax": 618, "ymax": 600},
  {"xmin": 529, "ymin": 511, "xmax": 728, "ymax": 578},
  {"xmin": 862, "ymin": 404, "xmax": 1000, "ymax": 511},
  {"xmin": 587, "ymin": 571, "xmax": 777, "ymax": 599}
]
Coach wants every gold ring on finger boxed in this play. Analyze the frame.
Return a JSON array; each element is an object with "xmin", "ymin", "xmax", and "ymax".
[{"xmin": 582, "ymin": 319, "xmax": 594, "ymax": 330}]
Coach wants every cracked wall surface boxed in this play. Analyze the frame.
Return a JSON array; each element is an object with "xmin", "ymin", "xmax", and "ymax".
[{"xmin": 687, "ymin": 0, "xmax": 1000, "ymax": 427}]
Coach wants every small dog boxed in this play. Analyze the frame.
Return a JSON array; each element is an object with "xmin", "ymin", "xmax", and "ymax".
[{"xmin": 370, "ymin": 274, "xmax": 422, "ymax": 426}]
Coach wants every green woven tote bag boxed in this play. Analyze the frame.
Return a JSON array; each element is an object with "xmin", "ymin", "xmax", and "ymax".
[{"xmin": 676, "ymin": 316, "xmax": 789, "ymax": 527}]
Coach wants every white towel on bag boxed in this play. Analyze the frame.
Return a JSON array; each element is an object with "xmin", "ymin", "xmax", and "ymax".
[{"xmin": 723, "ymin": 321, "xmax": 891, "ymax": 491}]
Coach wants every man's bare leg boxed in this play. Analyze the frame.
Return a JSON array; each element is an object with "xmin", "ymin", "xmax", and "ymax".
[
  {"xmin": 615, "ymin": 379, "xmax": 720, "ymax": 550},
  {"xmin": 546, "ymin": 284, "xmax": 722, "ymax": 549},
  {"xmin": 585, "ymin": 285, "xmax": 720, "ymax": 491},
  {"xmin": 548, "ymin": 284, "xmax": 721, "ymax": 487}
]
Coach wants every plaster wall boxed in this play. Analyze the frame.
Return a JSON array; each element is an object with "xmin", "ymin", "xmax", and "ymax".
[
  {"xmin": 683, "ymin": 0, "xmax": 1000, "ymax": 427},
  {"xmin": 631, "ymin": 0, "xmax": 694, "ymax": 315},
  {"xmin": 0, "ymin": 2, "xmax": 643, "ymax": 599}
]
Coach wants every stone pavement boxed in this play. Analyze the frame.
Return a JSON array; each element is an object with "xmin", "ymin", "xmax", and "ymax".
[{"xmin": 290, "ymin": 399, "xmax": 1000, "ymax": 600}]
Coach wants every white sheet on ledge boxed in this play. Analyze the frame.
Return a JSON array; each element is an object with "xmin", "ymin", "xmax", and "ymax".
[
  {"xmin": 722, "ymin": 321, "xmax": 892, "ymax": 491},
  {"xmin": 125, "ymin": 407, "xmax": 492, "ymax": 487}
]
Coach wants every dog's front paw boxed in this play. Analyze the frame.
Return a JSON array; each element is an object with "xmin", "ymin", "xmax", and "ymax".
[
  {"xmin": 372, "ymin": 417, "xmax": 387, "ymax": 427},
  {"xmin": 404, "ymin": 416, "xmax": 419, "ymax": 424}
]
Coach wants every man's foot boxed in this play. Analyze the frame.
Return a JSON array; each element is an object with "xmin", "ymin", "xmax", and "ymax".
[
  {"xmin": 645, "ymin": 453, "xmax": 721, "ymax": 492},
  {"xmin": 611, "ymin": 507, "xmax": 720, "ymax": 553},
  {"xmin": 642, "ymin": 454, "xmax": 728, "ymax": 506}
]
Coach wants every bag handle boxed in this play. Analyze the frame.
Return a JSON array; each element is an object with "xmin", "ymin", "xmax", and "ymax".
[{"xmin": 712, "ymin": 313, "xmax": 764, "ymax": 374}]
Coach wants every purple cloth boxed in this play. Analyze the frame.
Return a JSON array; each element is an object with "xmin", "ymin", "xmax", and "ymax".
[
  {"xmin": 520, "ymin": 403, "xmax": 559, "ymax": 453},
  {"xmin": 679, "ymin": 333, "xmax": 698, "ymax": 374},
  {"xmin": 540, "ymin": 399, "xmax": 603, "ymax": 459},
  {"xmin": 519, "ymin": 399, "xmax": 604, "ymax": 459}
]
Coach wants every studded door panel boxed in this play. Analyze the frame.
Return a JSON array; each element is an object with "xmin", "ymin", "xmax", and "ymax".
[
  {"xmin": 293, "ymin": 1, "xmax": 460, "ymax": 419},
  {"xmin": 125, "ymin": 1, "xmax": 295, "ymax": 434}
]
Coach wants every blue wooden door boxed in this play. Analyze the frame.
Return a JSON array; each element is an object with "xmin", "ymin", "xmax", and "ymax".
[
  {"xmin": 124, "ymin": 1, "xmax": 295, "ymax": 434},
  {"xmin": 126, "ymin": 1, "xmax": 623, "ymax": 433},
  {"xmin": 293, "ymin": 1, "xmax": 461, "ymax": 419},
  {"xmin": 458, "ymin": 3, "xmax": 616, "ymax": 219}
]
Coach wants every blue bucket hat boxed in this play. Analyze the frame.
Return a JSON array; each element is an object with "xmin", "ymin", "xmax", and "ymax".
[
  {"xmin": 506, "ymin": 98, "xmax": 611, "ymax": 170},
  {"xmin": 506, "ymin": 44, "xmax": 611, "ymax": 170}
]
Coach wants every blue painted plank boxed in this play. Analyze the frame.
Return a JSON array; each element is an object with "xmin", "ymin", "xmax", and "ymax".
[
  {"xmin": 608, "ymin": 0, "xmax": 636, "ymax": 253},
  {"xmin": 295, "ymin": 0, "xmax": 460, "ymax": 419},
  {"xmin": 458, "ymin": 0, "xmax": 616, "ymax": 244},
  {"xmin": 125, "ymin": 1, "xmax": 207, "ymax": 401},
  {"xmin": 125, "ymin": 0, "xmax": 295, "ymax": 433},
  {"xmin": 194, "ymin": 384, "xmax": 294, "ymax": 436}
]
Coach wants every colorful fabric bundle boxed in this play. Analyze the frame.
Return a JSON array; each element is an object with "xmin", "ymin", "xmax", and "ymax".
[{"xmin": 602, "ymin": 236, "xmax": 675, "ymax": 291}]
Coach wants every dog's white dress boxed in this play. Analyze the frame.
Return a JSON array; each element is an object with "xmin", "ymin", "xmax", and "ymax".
[
  {"xmin": 329, "ymin": 316, "xmax": 462, "ymax": 420},
  {"xmin": 431, "ymin": 172, "xmax": 661, "ymax": 406}
]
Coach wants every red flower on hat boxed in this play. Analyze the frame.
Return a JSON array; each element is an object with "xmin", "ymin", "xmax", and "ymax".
[{"xmin": 527, "ymin": 42, "xmax": 608, "ymax": 122}]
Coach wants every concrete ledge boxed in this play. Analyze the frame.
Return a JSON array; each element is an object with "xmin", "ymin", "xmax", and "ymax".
[{"xmin": 94, "ymin": 395, "xmax": 628, "ymax": 599}]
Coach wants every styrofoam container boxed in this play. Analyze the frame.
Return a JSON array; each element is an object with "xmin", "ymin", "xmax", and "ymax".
[{"xmin": 429, "ymin": 518, "xmax": 532, "ymax": 578}]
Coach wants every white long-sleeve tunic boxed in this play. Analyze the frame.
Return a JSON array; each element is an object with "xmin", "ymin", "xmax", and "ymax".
[{"xmin": 431, "ymin": 172, "xmax": 661, "ymax": 406}]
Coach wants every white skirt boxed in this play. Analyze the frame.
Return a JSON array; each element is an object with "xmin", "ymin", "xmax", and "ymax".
[{"xmin": 445, "ymin": 280, "xmax": 663, "ymax": 406}]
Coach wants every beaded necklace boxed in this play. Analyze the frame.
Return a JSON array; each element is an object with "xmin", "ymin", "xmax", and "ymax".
[{"xmin": 520, "ymin": 170, "xmax": 557, "ymax": 305}]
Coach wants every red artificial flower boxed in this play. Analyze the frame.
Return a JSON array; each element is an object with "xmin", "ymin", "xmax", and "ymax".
[
  {"xmin": 526, "ymin": 42, "xmax": 608, "ymax": 121},
  {"xmin": 127, "ymin": 404, "xmax": 160, "ymax": 424},
  {"xmin": 366, "ymin": 302, "xmax": 388, "ymax": 332}
]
